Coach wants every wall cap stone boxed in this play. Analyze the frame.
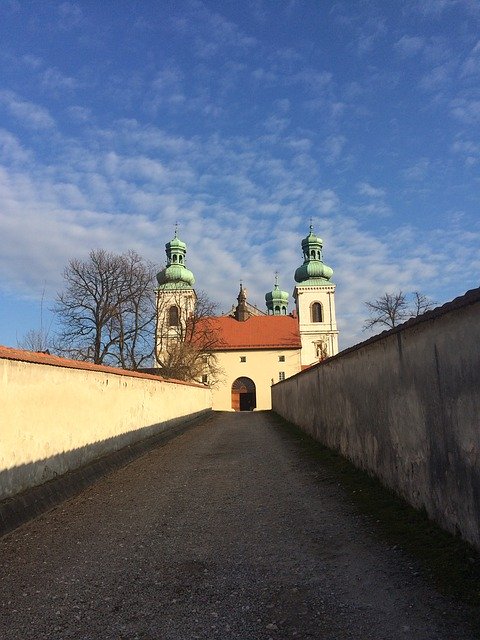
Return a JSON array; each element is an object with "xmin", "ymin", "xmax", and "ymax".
[
  {"xmin": 274, "ymin": 285, "xmax": 480, "ymax": 383},
  {"xmin": 0, "ymin": 345, "xmax": 206, "ymax": 389}
]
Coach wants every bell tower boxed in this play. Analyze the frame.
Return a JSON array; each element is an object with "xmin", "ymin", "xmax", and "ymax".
[
  {"xmin": 293, "ymin": 224, "xmax": 339, "ymax": 366},
  {"xmin": 155, "ymin": 227, "xmax": 196, "ymax": 366}
]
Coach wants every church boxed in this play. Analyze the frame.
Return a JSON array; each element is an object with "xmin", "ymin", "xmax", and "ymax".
[{"xmin": 155, "ymin": 225, "xmax": 339, "ymax": 411}]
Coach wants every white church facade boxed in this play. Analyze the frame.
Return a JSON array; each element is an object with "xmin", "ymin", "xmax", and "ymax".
[{"xmin": 155, "ymin": 225, "xmax": 339, "ymax": 411}]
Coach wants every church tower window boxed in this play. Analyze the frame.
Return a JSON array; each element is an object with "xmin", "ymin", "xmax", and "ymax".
[
  {"xmin": 311, "ymin": 302, "xmax": 322, "ymax": 323},
  {"xmin": 168, "ymin": 305, "xmax": 179, "ymax": 326}
]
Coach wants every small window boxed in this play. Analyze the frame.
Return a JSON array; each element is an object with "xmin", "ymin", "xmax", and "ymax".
[
  {"xmin": 311, "ymin": 302, "xmax": 322, "ymax": 323},
  {"xmin": 202, "ymin": 374, "xmax": 208, "ymax": 384},
  {"xmin": 278, "ymin": 355, "xmax": 285, "ymax": 362},
  {"xmin": 279, "ymin": 371, "xmax": 285, "ymax": 381},
  {"xmin": 168, "ymin": 305, "xmax": 179, "ymax": 326},
  {"xmin": 240, "ymin": 356, "xmax": 246, "ymax": 362}
]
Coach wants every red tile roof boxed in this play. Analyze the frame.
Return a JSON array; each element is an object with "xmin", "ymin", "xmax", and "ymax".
[
  {"xmin": 0, "ymin": 345, "xmax": 204, "ymax": 387},
  {"xmin": 196, "ymin": 315, "xmax": 301, "ymax": 351}
]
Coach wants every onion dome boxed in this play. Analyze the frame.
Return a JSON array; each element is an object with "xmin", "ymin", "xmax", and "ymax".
[
  {"xmin": 294, "ymin": 224, "xmax": 334, "ymax": 285},
  {"xmin": 156, "ymin": 228, "xmax": 195, "ymax": 290},
  {"xmin": 265, "ymin": 274, "xmax": 289, "ymax": 315}
]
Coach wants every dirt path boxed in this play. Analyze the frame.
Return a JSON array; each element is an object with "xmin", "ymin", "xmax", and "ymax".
[{"xmin": 0, "ymin": 411, "xmax": 476, "ymax": 639}]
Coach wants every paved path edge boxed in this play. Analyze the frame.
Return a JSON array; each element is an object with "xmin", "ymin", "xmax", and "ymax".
[{"xmin": 0, "ymin": 409, "xmax": 213, "ymax": 538}]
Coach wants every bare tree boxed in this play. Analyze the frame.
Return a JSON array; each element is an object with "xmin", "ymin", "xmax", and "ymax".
[
  {"xmin": 364, "ymin": 290, "xmax": 436, "ymax": 331},
  {"xmin": 18, "ymin": 328, "xmax": 51, "ymax": 353},
  {"xmin": 55, "ymin": 249, "xmax": 156, "ymax": 368},
  {"xmin": 155, "ymin": 289, "xmax": 224, "ymax": 385},
  {"xmin": 410, "ymin": 291, "xmax": 436, "ymax": 317},
  {"xmin": 17, "ymin": 284, "xmax": 53, "ymax": 353}
]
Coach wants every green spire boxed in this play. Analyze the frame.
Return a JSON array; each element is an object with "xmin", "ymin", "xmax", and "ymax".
[
  {"xmin": 156, "ymin": 227, "xmax": 195, "ymax": 290},
  {"xmin": 265, "ymin": 272, "xmax": 289, "ymax": 315},
  {"xmin": 294, "ymin": 223, "xmax": 334, "ymax": 285}
]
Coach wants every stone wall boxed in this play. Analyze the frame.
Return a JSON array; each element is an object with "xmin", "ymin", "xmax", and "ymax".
[
  {"xmin": 0, "ymin": 347, "xmax": 212, "ymax": 501},
  {"xmin": 272, "ymin": 288, "xmax": 480, "ymax": 550}
]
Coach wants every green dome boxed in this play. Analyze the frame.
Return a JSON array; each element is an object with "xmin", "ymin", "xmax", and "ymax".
[
  {"xmin": 294, "ymin": 261, "xmax": 333, "ymax": 283},
  {"xmin": 167, "ymin": 235, "xmax": 186, "ymax": 251},
  {"xmin": 157, "ymin": 263, "xmax": 195, "ymax": 288},
  {"xmin": 156, "ymin": 228, "xmax": 195, "ymax": 289},
  {"xmin": 294, "ymin": 224, "xmax": 334, "ymax": 285},
  {"xmin": 301, "ymin": 227, "xmax": 323, "ymax": 251},
  {"xmin": 265, "ymin": 275, "xmax": 289, "ymax": 315}
]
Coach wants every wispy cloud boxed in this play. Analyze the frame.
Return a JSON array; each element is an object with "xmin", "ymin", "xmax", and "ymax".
[
  {"xmin": 0, "ymin": 90, "xmax": 55, "ymax": 129},
  {"xmin": 57, "ymin": 2, "xmax": 84, "ymax": 30},
  {"xmin": 450, "ymin": 96, "xmax": 480, "ymax": 123},
  {"xmin": 357, "ymin": 182, "xmax": 386, "ymax": 198},
  {"xmin": 394, "ymin": 35, "xmax": 425, "ymax": 57},
  {"xmin": 402, "ymin": 158, "xmax": 430, "ymax": 181},
  {"xmin": 41, "ymin": 67, "xmax": 77, "ymax": 91}
]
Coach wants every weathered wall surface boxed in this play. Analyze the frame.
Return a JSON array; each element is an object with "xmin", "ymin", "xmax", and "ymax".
[
  {"xmin": 272, "ymin": 289, "xmax": 480, "ymax": 549},
  {"xmin": 0, "ymin": 347, "xmax": 212, "ymax": 501}
]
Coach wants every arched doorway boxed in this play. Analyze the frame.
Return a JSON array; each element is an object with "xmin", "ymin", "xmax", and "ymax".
[{"xmin": 231, "ymin": 377, "xmax": 256, "ymax": 412}]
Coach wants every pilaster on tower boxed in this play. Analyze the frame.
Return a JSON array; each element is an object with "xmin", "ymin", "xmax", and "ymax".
[
  {"xmin": 155, "ymin": 228, "xmax": 197, "ymax": 366},
  {"xmin": 293, "ymin": 224, "xmax": 339, "ymax": 366}
]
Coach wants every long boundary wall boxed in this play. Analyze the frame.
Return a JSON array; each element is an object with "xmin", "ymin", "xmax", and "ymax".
[
  {"xmin": 272, "ymin": 288, "xmax": 480, "ymax": 549},
  {"xmin": 0, "ymin": 347, "xmax": 212, "ymax": 502}
]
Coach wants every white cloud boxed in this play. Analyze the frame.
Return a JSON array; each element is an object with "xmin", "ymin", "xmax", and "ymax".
[
  {"xmin": 318, "ymin": 189, "xmax": 339, "ymax": 214},
  {"xmin": 67, "ymin": 106, "xmax": 92, "ymax": 122},
  {"xmin": 0, "ymin": 107, "xmax": 478, "ymax": 349},
  {"xmin": 42, "ymin": 67, "xmax": 77, "ymax": 91},
  {"xmin": 323, "ymin": 134, "xmax": 347, "ymax": 164},
  {"xmin": 0, "ymin": 90, "xmax": 55, "ymax": 130},
  {"xmin": 450, "ymin": 97, "xmax": 480, "ymax": 123},
  {"xmin": 263, "ymin": 115, "xmax": 290, "ymax": 133},
  {"xmin": 357, "ymin": 182, "xmax": 386, "ymax": 198},
  {"xmin": 402, "ymin": 158, "xmax": 430, "ymax": 180},
  {"xmin": 351, "ymin": 203, "xmax": 392, "ymax": 217},
  {"xmin": 57, "ymin": 2, "xmax": 84, "ymax": 29},
  {"xmin": 0, "ymin": 129, "xmax": 32, "ymax": 163},
  {"xmin": 419, "ymin": 62, "xmax": 454, "ymax": 90},
  {"xmin": 394, "ymin": 35, "xmax": 425, "ymax": 57},
  {"xmin": 451, "ymin": 138, "xmax": 480, "ymax": 164}
]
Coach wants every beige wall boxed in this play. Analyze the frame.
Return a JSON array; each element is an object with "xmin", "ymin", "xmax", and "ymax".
[
  {"xmin": 272, "ymin": 289, "xmax": 480, "ymax": 550},
  {"xmin": 1, "ymin": 352, "xmax": 211, "ymax": 501},
  {"xmin": 212, "ymin": 348, "xmax": 301, "ymax": 410}
]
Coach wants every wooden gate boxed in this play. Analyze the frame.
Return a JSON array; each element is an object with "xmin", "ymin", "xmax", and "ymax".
[{"xmin": 231, "ymin": 377, "xmax": 256, "ymax": 411}]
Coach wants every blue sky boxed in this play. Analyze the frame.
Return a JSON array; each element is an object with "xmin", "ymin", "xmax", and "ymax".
[{"xmin": 0, "ymin": 0, "xmax": 479, "ymax": 350}]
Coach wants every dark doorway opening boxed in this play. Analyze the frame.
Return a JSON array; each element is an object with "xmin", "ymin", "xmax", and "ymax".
[{"xmin": 231, "ymin": 377, "xmax": 256, "ymax": 411}]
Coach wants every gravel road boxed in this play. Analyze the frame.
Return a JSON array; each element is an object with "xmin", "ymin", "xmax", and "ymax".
[{"xmin": 0, "ymin": 411, "xmax": 477, "ymax": 639}]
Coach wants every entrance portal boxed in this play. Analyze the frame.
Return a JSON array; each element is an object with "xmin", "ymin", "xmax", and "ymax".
[{"xmin": 231, "ymin": 377, "xmax": 256, "ymax": 412}]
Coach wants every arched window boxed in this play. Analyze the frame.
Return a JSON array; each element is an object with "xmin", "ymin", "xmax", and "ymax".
[
  {"xmin": 173, "ymin": 254, "xmax": 178, "ymax": 262},
  {"xmin": 311, "ymin": 302, "xmax": 322, "ymax": 323},
  {"xmin": 275, "ymin": 305, "xmax": 280, "ymax": 314},
  {"xmin": 168, "ymin": 305, "xmax": 179, "ymax": 326},
  {"xmin": 310, "ymin": 249, "xmax": 315, "ymax": 258}
]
